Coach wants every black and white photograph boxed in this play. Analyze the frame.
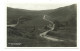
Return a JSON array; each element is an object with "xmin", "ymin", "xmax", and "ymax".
[{"xmin": 7, "ymin": 2, "xmax": 77, "ymax": 47}]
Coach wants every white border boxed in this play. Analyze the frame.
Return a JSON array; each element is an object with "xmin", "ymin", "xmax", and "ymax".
[{"xmin": 0, "ymin": 0, "xmax": 80, "ymax": 51}]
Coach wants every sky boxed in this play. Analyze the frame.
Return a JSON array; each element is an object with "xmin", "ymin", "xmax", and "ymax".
[
  {"xmin": 7, "ymin": 3, "xmax": 75, "ymax": 10},
  {"xmin": 7, "ymin": 0, "xmax": 77, "ymax": 10}
]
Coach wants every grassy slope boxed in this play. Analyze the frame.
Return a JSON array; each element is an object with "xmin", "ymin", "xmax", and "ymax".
[
  {"xmin": 47, "ymin": 4, "xmax": 77, "ymax": 40},
  {"xmin": 7, "ymin": 4, "xmax": 77, "ymax": 47}
]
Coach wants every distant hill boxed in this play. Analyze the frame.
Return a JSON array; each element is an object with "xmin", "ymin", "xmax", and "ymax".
[
  {"xmin": 7, "ymin": 4, "xmax": 77, "ymax": 25},
  {"xmin": 47, "ymin": 4, "xmax": 77, "ymax": 26},
  {"xmin": 7, "ymin": 7, "xmax": 43, "ymax": 24}
]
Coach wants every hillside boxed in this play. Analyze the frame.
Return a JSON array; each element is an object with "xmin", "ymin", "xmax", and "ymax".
[
  {"xmin": 47, "ymin": 4, "xmax": 77, "ymax": 26},
  {"xmin": 7, "ymin": 7, "xmax": 43, "ymax": 24},
  {"xmin": 7, "ymin": 4, "xmax": 77, "ymax": 27}
]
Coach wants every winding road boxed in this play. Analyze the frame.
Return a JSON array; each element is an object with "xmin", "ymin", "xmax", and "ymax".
[
  {"xmin": 7, "ymin": 15, "xmax": 75, "ymax": 42},
  {"xmin": 40, "ymin": 15, "xmax": 64, "ymax": 41},
  {"xmin": 7, "ymin": 16, "xmax": 22, "ymax": 27}
]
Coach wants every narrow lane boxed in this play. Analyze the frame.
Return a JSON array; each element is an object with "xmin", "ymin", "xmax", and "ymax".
[{"xmin": 40, "ymin": 15, "xmax": 64, "ymax": 41}]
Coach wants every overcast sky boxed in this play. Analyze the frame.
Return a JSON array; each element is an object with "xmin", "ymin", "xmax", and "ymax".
[
  {"xmin": 7, "ymin": 3, "xmax": 75, "ymax": 10},
  {"xmin": 7, "ymin": 0, "xmax": 76, "ymax": 10}
]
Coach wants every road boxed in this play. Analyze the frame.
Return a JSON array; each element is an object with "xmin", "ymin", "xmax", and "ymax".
[{"xmin": 40, "ymin": 15, "xmax": 64, "ymax": 41}]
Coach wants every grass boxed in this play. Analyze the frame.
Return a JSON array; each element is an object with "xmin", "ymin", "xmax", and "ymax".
[{"xmin": 7, "ymin": 25, "xmax": 77, "ymax": 47}]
